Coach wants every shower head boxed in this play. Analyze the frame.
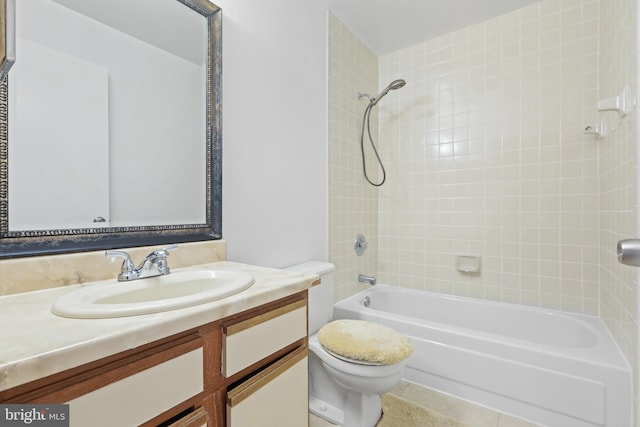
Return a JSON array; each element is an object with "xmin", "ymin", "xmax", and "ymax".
[
  {"xmin": 388, "ymin": 79, "xmax": 407, "ymax": 90},
  {"xmin": 369, "ymin": 79, "xmax": 406, "ymax": 106}
]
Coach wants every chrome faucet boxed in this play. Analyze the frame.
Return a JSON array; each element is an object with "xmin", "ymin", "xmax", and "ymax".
[
  {"xmin": 358, "ymin": 274, "xmax": 376, "ymax": 286},
  {"xmin": 106, "ymin": 244, "xmax": 178, "ymax": 282}
]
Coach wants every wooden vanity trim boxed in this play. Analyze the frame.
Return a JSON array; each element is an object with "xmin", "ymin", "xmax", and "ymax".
[
  {"xmin": 140, "ymin": 393, "xmax": 208, "ymax": 427},
  {"xmin": 223, "ymin": 299, "xmax": 306, "ymax": 335},
  {"xmin": 167, "ymin": 406, "xmax": 209, "ymax": 427},
  {"xmin": 226, "ymin": 345, "xmax": 307, "ymax": 407}
]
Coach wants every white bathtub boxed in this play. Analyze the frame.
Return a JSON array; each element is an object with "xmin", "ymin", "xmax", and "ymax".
[{"xmin": 333, "ymin": 285, "xmax": 631, "ymax": 427}]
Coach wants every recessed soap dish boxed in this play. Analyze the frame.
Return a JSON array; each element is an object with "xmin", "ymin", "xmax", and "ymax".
[{"xmin": 457, "ymin": 254, "xmax": 481, "ymax": 273}]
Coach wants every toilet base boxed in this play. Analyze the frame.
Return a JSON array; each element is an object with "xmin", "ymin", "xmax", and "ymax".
[
  {"xmin": 309, "ymin": 392, "xmax": 382, "ymax": 427},
  {"xmin": 344, "ymin": 391, "xmax": 381, "ymax": 427},
  {"xmin": 310, "ymin": 395, "xmax": 344, "ymax": 425}
]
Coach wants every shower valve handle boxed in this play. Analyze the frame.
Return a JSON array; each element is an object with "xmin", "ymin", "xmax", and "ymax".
[{"xmin": 355, "ymin": 234, "xmax": 368, "ymax": 256}]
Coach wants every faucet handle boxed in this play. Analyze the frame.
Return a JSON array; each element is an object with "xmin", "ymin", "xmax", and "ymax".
[
  {"xmin": 145, "ymin": 244, "xmax": 178, "ymax": 275},
  {"xmin": 151, "ymin": 244, "xmax": 178, "ymax": 258},
  {"xmin": 105, "ymin": 250, "xmax": 137, "ymax": 281}
]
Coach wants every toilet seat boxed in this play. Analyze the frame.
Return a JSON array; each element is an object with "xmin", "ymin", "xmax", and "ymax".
[
  {"xmin": 309, "ymin": 334, "xmax": 406, "ymax": 377},
  {"xmin": 323, "ymin": 347, "xmax": 385, "ymax": 366},
  {"xmin": 317, "ymin": 319, "xmax": 413, "ymax": 365}
]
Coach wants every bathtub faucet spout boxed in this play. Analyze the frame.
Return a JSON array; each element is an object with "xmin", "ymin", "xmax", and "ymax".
[{"xmin": 358, "ymin": 274, "xmax": 377, "ymax": 286}]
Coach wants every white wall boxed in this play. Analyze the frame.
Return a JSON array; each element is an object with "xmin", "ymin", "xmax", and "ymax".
[{"xmin": 216, "ymin": 0, "xmax": 329, "ymax": 267}]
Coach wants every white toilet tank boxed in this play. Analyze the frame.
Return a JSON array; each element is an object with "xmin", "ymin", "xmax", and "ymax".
[{"xmin": 286, "ymin": 261, "xmax": 335, "ymax": 334}]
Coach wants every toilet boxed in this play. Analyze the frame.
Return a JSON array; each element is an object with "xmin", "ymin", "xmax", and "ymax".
[{"xmin": 287, "ymin": 262, "xmax": 412, "ymax": 427}]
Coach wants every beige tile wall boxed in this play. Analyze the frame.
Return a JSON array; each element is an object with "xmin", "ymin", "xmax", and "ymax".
[
  {"xmin": 597, "ymin": 0, "xmax": 638, "ymax": 421},
  {"xmin": 377, "ymin": 0, "xmax": 601, "ymax": 314},
  {"xmin": 328, "ymin": 14, "xmax": 380, "ymax": 301},
  {"xmin": 330, "ymin": 1, "xmax": 638, "ymax": 420}
]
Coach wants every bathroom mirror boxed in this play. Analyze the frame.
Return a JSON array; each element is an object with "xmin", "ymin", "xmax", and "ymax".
[
  {"xmin": 0, "ymin": 0, "xmax": 15, "ymax": 80},
  {"xmin": 0, "ymin": 0, "xmax": 222, "ymax": 258}
]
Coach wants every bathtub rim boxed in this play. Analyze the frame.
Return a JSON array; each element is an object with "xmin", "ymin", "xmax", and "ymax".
[{"xmin": 333, "ymin": 284, "xmax": 631, "ymax": 372}]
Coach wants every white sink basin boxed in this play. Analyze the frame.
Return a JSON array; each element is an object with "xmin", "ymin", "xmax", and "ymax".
[{"xmin": 51, "ymin": 269, "xmax": 255, "ymax": 319}]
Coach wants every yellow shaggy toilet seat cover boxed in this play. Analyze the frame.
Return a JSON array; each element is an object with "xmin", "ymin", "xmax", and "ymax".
[{"xmin": 317, "ymin": 319, "xmax": 413, "ymax": 365}]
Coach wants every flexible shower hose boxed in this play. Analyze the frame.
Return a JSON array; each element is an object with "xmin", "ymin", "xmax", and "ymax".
[{"xmin": 360, "ymin": 102, "xmax": 386, "ymax": 187}]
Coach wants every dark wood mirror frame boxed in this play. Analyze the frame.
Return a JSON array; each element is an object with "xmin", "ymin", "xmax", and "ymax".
[{"xmin": 0, "ymin": 0, "xmax": 222, "ymax": 258}]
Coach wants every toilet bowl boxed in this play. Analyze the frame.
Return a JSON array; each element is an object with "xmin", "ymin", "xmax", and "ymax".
[
  {"xmin": 309, "ymin": 335, "xmax": 406, "ymax": 394},
  {"xmin": 308, "ymin": 334, "xmax": 406, "ymax": 427},
  {"xmin": 286, "ymin": 262, "xmax": 412, "ymax": 427}
]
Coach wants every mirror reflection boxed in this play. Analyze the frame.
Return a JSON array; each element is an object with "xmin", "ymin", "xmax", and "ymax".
[{"xmin": 0, "ymin": 0, "xmax": 222, "ymax": 257}]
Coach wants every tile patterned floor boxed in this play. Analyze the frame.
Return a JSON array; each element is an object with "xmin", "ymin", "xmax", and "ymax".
[{"xmin": 309, "ymin": 380, "xmax": 541, "ymax": 427}]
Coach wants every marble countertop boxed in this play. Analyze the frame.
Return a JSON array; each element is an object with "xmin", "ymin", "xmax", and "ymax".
[{"xmin": 0, "ymin": 261, "xmax": 318, "ymax": 392}]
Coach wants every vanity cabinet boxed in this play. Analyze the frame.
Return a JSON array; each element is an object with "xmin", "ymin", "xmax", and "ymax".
[{"xmin": 0, "ymin": 292, "xmax": 309, "ymax": 427}]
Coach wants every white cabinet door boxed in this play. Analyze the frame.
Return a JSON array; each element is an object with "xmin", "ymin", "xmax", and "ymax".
[
  {"xmin": 222, "ymin": 299, "xmax": 307, "ymax": 377},
  {"xmin": 67, "ymin": 349, "xmax": 203, "ymax": 427},
  {"xmin": 227, "ymin": 347, "xmax": 308, "ymax": 427}
]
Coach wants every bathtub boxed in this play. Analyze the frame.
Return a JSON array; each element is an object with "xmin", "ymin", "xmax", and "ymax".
[{"xmin": 333, "ymin": 285, "xmax": 631, "ymax": 427}]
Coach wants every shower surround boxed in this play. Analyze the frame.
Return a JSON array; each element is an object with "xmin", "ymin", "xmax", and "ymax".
[
  {"xmin": 377, "ymin": 0, "xmax": 600, "ymax": 314},
  {"xmin": 376, "ymin": 0, "xmax": 638, "ymax": 413},
  {"xmin": 329, "ymin": 0, "xmax": 639, "ymax": 424}
]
